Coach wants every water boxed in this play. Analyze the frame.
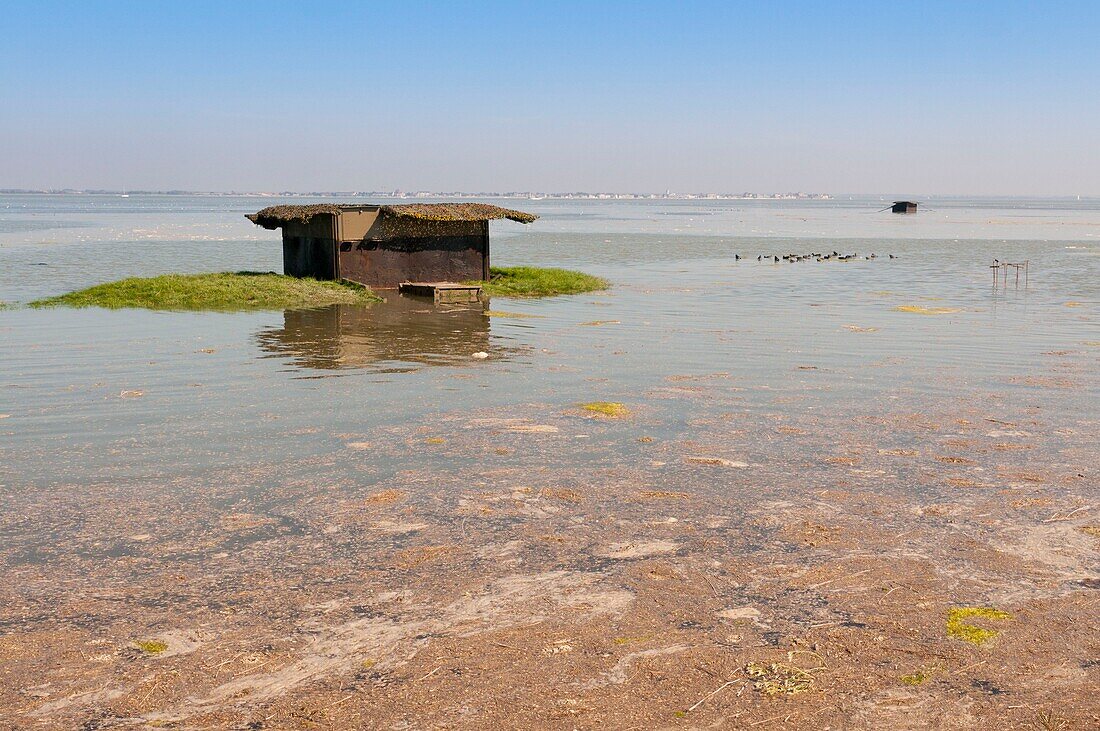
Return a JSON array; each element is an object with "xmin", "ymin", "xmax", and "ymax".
[
  {"xmin": 1, "ymin": 195, "xmax": 1096, "ymax": 489},
  {"xmin": 2, "ymin": 194, "xmax": 1098, "ymax": 727}
]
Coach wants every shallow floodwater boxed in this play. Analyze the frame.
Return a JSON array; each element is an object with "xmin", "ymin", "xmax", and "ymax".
[
  {"xmin": 1, "ymin": 195, "xmax": 1095, "ymax": 487},
  {"xmin": 2, "ymin": 195, "xmax": 1099, "ymax": 728}
]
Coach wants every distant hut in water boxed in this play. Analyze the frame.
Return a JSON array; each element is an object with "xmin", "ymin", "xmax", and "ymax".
[
  {"xmin": 890, "ymin": 201, "xmax": 918, "ymax": 214},
  {"xmin": 246, "ymin": 203, "xmax": 538, "ymax": 288}
]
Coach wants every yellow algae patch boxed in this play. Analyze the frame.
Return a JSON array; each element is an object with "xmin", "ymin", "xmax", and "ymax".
[
  {"xmin": 612, "ymin": 635, "xmax": 652, "ymax": 645},
  {"xmin": 134, "ymin": 639, "xmax": 168, "ymax": 655},
  {"xmin": 900, "ymin": 666, "xmax": 940, "ymax": 685},
  {"xmin": 483, "ymin": 310, "xmax": 544, "ymax": 319},
  {"xmin": 894, "ymin": 305, "xmax": 961, "ymax": 315},
  {"xmin": 946, "ymin": 607, "xmax": 1012, "ymax": 646},
  {"xmin": 581, "ymin": 402, "xmax": 629, "ymax": 417},
  {"xmin": 1064, "ymin": 301, "xmax": 1083, "ymax": 307},
  {"xmin": 424, "ymin": 437, "xmax": 445, "ymax": 445},
  {"xmin": 579, "ymin": 320, "xmax": 621, "ymax": 326}
]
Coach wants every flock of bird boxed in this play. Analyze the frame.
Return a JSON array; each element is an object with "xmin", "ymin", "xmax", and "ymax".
[{"xmin": 732, "ymin": 251, "xmax": 897, "ymax": 262}]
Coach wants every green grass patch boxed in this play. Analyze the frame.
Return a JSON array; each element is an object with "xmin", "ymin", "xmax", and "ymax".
[
  {"xmin": 471, "ymin": 266, "xmax": 609, "ymax": 297},
  {"xmin": 29, "ymin": 272, "xmax": 381, "ymax": 311},
  {"xmin": 946, "ymin": 606, "xmax": 1012, "ymax": 646}
]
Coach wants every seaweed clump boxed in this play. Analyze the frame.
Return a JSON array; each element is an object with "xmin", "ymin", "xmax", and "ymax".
[
  {"xmin": 894, "ymin": 305, "xmax": 961, "ymax": 315},
  {"xmin": 745, "ymin": 661, "xmax": 815, "ymax": 696},
  {"xmin": 946, "ymin": 607, "xmax": 1012, "ymax": 646}
]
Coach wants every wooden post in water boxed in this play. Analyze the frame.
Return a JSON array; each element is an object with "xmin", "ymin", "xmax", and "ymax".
[{"xmin": 992, "ymin": 260, "xmax": 1029, "ymax": 289}]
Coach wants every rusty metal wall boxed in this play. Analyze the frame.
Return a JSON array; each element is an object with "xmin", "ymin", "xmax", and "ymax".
[
  {"xmin": 335, "ymin": 208, "xmax": 381, "ymax": 241},
  {"xmin": 337, "ymin": 235, "xmax": 488, "ymax": 288}
]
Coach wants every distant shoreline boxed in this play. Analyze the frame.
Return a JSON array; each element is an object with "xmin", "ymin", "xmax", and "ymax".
[
  {"xmin": 0, "ymin": 189, "xmax": 833, "ymax": 201},
  {"xmin": 3, "ymin": 190, "xmax": 1096, "ymax": 201}
]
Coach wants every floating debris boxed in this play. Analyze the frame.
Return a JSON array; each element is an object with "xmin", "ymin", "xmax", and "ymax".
[
  {"xmin": 637, "ymin": 490, "xmax": 690, "ymax": 500},
  {"xmin": 506, "ymin": 424, "xmax": 560, "ymax": 433},
  {"xmin": 483, "ymin": 310, "xmax": 544, "ymax": 319},
  {"xmin": 685, "ymin": 456, "xmax": 748, "ymax": 467},
  {"xmin": 598, "ymin": 540, "xmax": 679, "ymax": 559},
  {"xmin": 745, "ymin": 660, "xmax": 816, "ymax": 696},
  {"xmin": 894, "ymin": 305, "xmax": 962, "ymax": 315},
  {"xmin": 365, "ymin": 489, "xmax": 405, "ymax": 504},
  {"xmin": 716, "ymin": 607, "xmax": 761, "ymax": 622}
]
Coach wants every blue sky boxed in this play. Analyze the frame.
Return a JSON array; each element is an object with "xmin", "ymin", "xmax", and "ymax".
[{"xmin": 2, "ymin": 1, "xmax": 1098, "ymax": 194}]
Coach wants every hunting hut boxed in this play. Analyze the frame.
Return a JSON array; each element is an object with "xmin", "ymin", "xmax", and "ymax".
[
  {"xmin": 891, "ymin": 201, "xmax": 918, "ymax": 214},
  {"xmin": 246, "ymin": 203, "xmax": 538, "ymax": 288}
]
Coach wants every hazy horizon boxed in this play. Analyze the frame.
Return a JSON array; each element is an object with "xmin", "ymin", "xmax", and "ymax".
[{"xmin": 3, "ymin": 1, "xmax": 1098, "ymax": 196}]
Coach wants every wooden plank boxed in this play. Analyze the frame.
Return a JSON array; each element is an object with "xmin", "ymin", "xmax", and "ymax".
[{"xmin": 399, "ymin": 282, "xmax": 483, "ymax": 304}]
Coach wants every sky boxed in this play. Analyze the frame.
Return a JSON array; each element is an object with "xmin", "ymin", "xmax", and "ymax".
[{"xmin": 1, "ymin": 1, "xmax": 1098, "ymax": 195}]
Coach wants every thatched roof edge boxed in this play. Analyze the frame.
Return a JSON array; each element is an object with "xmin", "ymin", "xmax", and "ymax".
[
  {"xmin": 246, "ymin": 203, "xmax": 538, "ymax": 229},
  {"xmin": 379, "ymin": 203, "xmax": 538, "ymax": 224}
]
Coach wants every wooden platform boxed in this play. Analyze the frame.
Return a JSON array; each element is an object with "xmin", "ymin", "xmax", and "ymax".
[{"xmin": 398, "ymin": 281, "xmax": 483, "ymax": 304}]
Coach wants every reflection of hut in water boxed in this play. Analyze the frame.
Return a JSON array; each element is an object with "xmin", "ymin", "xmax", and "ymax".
[
  {"xmin": 255, "ymin": 296, "xmax": 495, "ymax": 371},
  {"xmin": 246, "ymin": 203, "xmax": 538, "ymax": 289}
]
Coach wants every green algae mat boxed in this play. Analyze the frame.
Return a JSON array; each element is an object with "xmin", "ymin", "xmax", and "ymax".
[{"xmin": 30, "ymin": 272, "xmax": 381, "ymax": 311}]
